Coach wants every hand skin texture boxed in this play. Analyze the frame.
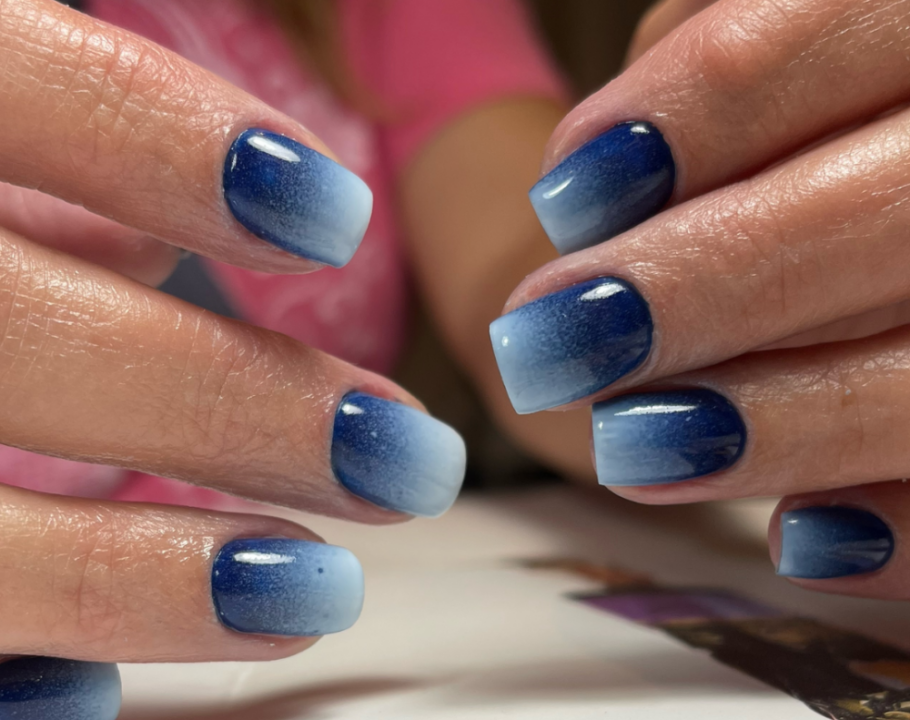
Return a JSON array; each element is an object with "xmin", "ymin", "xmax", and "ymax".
[
  {"xmin": 474, "ymin": 0, "xmax": 910, "ymax": 604},
  {"xmin": 0, "ymin": 2, "xmax": 472, "ymax": 711}
]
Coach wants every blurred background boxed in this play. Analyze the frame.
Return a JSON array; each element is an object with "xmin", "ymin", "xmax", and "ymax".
[
  {"xmin": 161, "ymin": 0, "xmax": 659, "ymax": 491},
  {"xmin": 395, "ymin": 0, "xmax": 658, "ymax": 490}
]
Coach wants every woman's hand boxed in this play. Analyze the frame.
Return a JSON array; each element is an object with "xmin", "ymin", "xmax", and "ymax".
[
  {"xmin": 491, "ymin": 0, "xmax": 910, "ymax": 598},
  {"xmin": 0, "ymin": 1, "xmax": 465, "ymax": 714}
]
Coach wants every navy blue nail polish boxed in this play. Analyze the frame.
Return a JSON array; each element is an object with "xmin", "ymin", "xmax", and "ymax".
[
  {"xmin": 490, "ymin": 278, "xmax": 652, "ymax": 414},
  {"xmin": 223, "ymin": 129, "xmax": 373, "ymax": 267},
  {"xmin": 0, "ymin": 657, "xmax": 120, "ymax": 720},
  {"xmin": 777, "ymin": 507, "xmax": 894, "ymax": 579},
  {"xmin": 593, "ymin": 389, "xmax": 746, "ymax": 486},
  {"xmin": 332, "ymin": 393, "xmax": 466, "ymax": 517},
  {"xmin": 530, "ymin": 122, "xmax": 675, "ymax": 255},
  {"xmin": 212, "ymin": 538, "xmax": 364, "ymax": 637}
]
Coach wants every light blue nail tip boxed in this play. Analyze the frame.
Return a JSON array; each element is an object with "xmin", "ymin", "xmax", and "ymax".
[
  {"xmin": 593, "ymin": 389, "xmax": 746, "ymax": 487},
  {"xmin": 223, "ymin": 129, "xmax": 373, "ymax": 267},
  {"xmin": 530, "ymin": 121, "xmax": 675, "ymax": 255},
  {"xmin": 490, "ymin": 277, "xmax": 653, "ymax": 414},
  {"xmin": 777, "ymin": 507, "xmax": 894, "ymax": 580},
  {"xmin": 212, "ymin": 538, "xmax": 364, "ymax": 637},
  {"xmin": 0, "ymin": 657, "xmax": 121, "ymax": 720},
  {"xmin": 332, "ymin": 393, "xmax": 467, "ymax": 517}
]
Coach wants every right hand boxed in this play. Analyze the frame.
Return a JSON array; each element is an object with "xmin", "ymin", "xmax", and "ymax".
[{"xmin": 0, "ymin": 2, "xmax": 465, "ymax": 716}]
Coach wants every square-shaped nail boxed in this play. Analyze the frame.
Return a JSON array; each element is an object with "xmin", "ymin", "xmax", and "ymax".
[
  {"xmin": 0, "ymin": 658, "xmax": 121, "ymax": 720},
  {"xmin": 212, "ymin": 538, "xmax": 364, "ymax": 636},
  {"xmin": 593, "ymin": 389, "xmax": 746, "ymax": 486},
  {"xmin": 777, "ymin": 507, "xmax": 894, "ymax": 579},
  {"xmin": 490, "ymin": 278, "xmax": 652, "ymax": 414},
  {"xmin": 223, "ymin": 129, "xmax": 373, "ymax": 267},
  {"xmin": 530, "ymin": 121, "xmax": 675, "ymax": 255},
  {"xmin": 332, "ymin": 393, "xmax": 467, "ymax": 517}
]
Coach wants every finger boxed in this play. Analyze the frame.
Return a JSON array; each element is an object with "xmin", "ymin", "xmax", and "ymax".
[
  {"xmin": 0, "ymin": 226, "xmax": 465, "ymax": 522},
  {"xmin": 760, "ymin": 300, "xmax": 910, "ymax": 351},
  {"xmin": 0, "ymin": 484, "xmax": 361, "ymax": 661},
  {"xmin": 626, "ymin": 0, "xmax": 717, "ymax": 65},
  {"xmin": 768, "ymin": 482, "xmax": 906, "ymax": 598},
  {"xmin": 532, "ymin": 0, "xmax": 910, "ymax": 254},
  {"xmin": 0, "ymin": 657, "xmax": 121, "ymax": 720},
  {"xmin": 0, "ymin": 184, "xmax": 179, "ymax": 286},
  {"xmin": 0, "ymin": 0, "xmax": 372, "ymax": 272},
  {"xmin": 492, "ymin": 108, "xmax": 910, "ymax": 413},
  {"xmin": 587, "ymin": 324, "xmax": 910, "ymax": 504}
]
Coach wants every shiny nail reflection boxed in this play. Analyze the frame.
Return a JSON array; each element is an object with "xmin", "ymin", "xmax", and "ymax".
[
  {"xmin": 490, "ymin": 278, "xmax": 653, "ymax": 414},
  {"xmin": 0, "ymin": 657, "xmax": 121, "ymax": 720},
  {"xmin": 530, "ymin": 122, "xmax": 675, "ymax": 255},
  {"xmin": 212, "ymin": 538, "xmax": 364, "ymax": 636},
  {"xmin": 593, "ymin": 389, "xmax": 746, "ymax": 486},
  {"xmin": 777, "ymin": 507, "xmax": 894, "ymax": 579}
]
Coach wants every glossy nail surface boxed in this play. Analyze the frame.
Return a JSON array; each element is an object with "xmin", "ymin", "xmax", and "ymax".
[
  {"xmin": 530, "ymin": 122, "xmax": 675, "ymax": 255},
  {"xmin": 777, "ymin": 507, "xmax": 894, "ymax": 579},
  {"xmin": 332, "ymin": 393, "xmax": 466, "ymax": 517},
  {"xmin": 490, "ymin": 278, "xmax": 652, "ymax": 414},
  {"xmin": 0, "ymin": 657, "xmax": 120, "ymax": 720},
  {"xmin": 223, "ymin": 129, "xmax": 372, "ymax": 267},
  {"xmin": 593, "ymin": 389, "xmax": 746, "ymax": 487},
  {"xmin": 212, "ymin": 538, "xmax": 364, "ymax": 636}
]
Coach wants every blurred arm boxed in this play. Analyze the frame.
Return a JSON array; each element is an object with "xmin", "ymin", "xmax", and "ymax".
[{"xmin": 400, "ymin": 98, "xmax": 596, "ymax": 481}]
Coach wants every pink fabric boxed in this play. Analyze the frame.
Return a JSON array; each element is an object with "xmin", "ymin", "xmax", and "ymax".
[{"xmin": 0, "ymin": 0, "xmax": 564, "ymax": 507}]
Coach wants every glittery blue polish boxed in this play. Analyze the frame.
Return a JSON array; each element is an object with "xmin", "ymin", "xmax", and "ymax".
[
  {"xmin": 593, "ymin": 389, "xmax": 746, "ymax": 487},
  {"xmin": 530, "ymin": 122, "xmax": 675, "ymax": 255},
  {"xmin": 332, "ymin": 393, "xmax": 466, "ymax": 517},
  {"xmin": 777, "ymin": 507, "xmax": 894, "ymax": 580},
  {"xmin": 212, "ymin": 538, "xmax": 364, "ymax": 637},
  {"xmin": 490, "ymin": 278, "xmax": 652, "ymax": 414},
  {"xmin": 0, "ymin": 657, "xmax": 120, "ymax": 720},
  {"xmin": 223, "ymin": 129, "xmax": 373, "ymax": 267}
]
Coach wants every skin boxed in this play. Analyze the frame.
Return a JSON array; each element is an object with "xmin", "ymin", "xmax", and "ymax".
[
  {"xmin": 443, "ymin": 0, "xmax": 910, "ymax": 601},
  {"xmin": 0, "ymin": 0, "xmax": 427, "ymax": 666},
  {"xmin": 2, "ymin": 0, "xmax": 908, "ymax": 672}
]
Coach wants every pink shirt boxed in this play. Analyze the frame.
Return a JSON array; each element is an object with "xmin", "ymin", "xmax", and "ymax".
[{"xmin": 1, "ymin": 0, "xmax": 564, "ymax": 506}]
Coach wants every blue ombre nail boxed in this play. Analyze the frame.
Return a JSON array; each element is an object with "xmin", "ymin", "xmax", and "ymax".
[
  {"xmin": 212, "ymin": 538, "xmax": 364, "ymax": 636},
  {"xmin": 0, "ymin": 657, "xmax": 120, "ymax": 720},
  {"xmin": 223, "ymin": 129, "xmax": 373, "ymax": 267},
  {"xmin": 530, "ymin": 122, "xmax": 675, "ymax": 255},
  {"xmin": 593, "ymin": 389, "xmax": 746, "ymax": 486},
  {"xmin": 332, "ymin": 393, "xmax": 466, "ymax": 517},
  {"xmin": 490, "ymin": 278, "xmax": 652, "ymax": 414},
  {"xmin": 777, "ymin": 507, "xmax": 894, "ymax": 580}
]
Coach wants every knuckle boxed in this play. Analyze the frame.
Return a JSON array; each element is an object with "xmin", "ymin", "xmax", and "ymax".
[
  {"xmin": 50, "ymin": 507, "xmax": 129, "ymax": 649},
  {"xmin": 713, "ymin": 180, "xmax": 827, "ymax": 342},
  {"xmin": 163, "ymin": 323, "xmax": 316, "ymax": 465}
]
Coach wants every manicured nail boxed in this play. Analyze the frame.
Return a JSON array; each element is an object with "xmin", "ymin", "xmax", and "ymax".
[
  {"xmin": 530, "ymin": 122, "xmax": 675, "ymax": 255},
  {"xmin": 490, "ymin": 278, "xmax": 652, "ymax": 414},
  {"xmin": 223, "ymin": 129, "xmax": 373, "ymax": 267},
  {"xmin": 593, "ymin": 389, "xmax": 746, "ymax": 487},
  {"xmin": 332, "ymin": 393, "xmax": 467, "ymax": 517},
  {"xmin": 777, "ymin": 507, "xmax": 894, "ymax": 579},
  {"xmin": 212, "ymin": 538, "xmax": 364, "ymax": 636},
  {"xmin": 0, "ymin": 657, "xmax": 121, "ymax": 720}
]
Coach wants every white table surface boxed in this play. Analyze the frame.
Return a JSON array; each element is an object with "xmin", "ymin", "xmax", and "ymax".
[{"xmin": 118, "ymin": 485, "xmax": 910, "ymax": 719}]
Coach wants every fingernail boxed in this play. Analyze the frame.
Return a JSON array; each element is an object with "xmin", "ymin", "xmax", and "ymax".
[
  {"xmin": 212, "ymin": 538, "xmax": 364, "ymax": 636},
  {"xmin": 0, "ymin": 657, "xmax": 121, "ymax": 720},
  {"xmin": 223, "ymin": 129, "xmax": 373, "ymax": 268},
  {"xmin": 530, "ymin": 122, "xmax": 675, "ymax": 255},
  {"xmin": 490, "ymin": 278, "xmax": 652, "ymax": 414},
  {"xmin": 777, "ymin": 507, "xmax": 894, "ymax": 579},
  {"xmin": 593, "ymin": 389, "xmax": 746, "ymax": 486},
  {"xmin": 332, "ymin": 393, "xmax": 467, "ymax": 517}
]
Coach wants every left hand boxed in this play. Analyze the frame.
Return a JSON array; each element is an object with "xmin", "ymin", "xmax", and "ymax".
[{"xmin": 490, "ymin": 0, "xmax": 910, "ymax": 598}]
